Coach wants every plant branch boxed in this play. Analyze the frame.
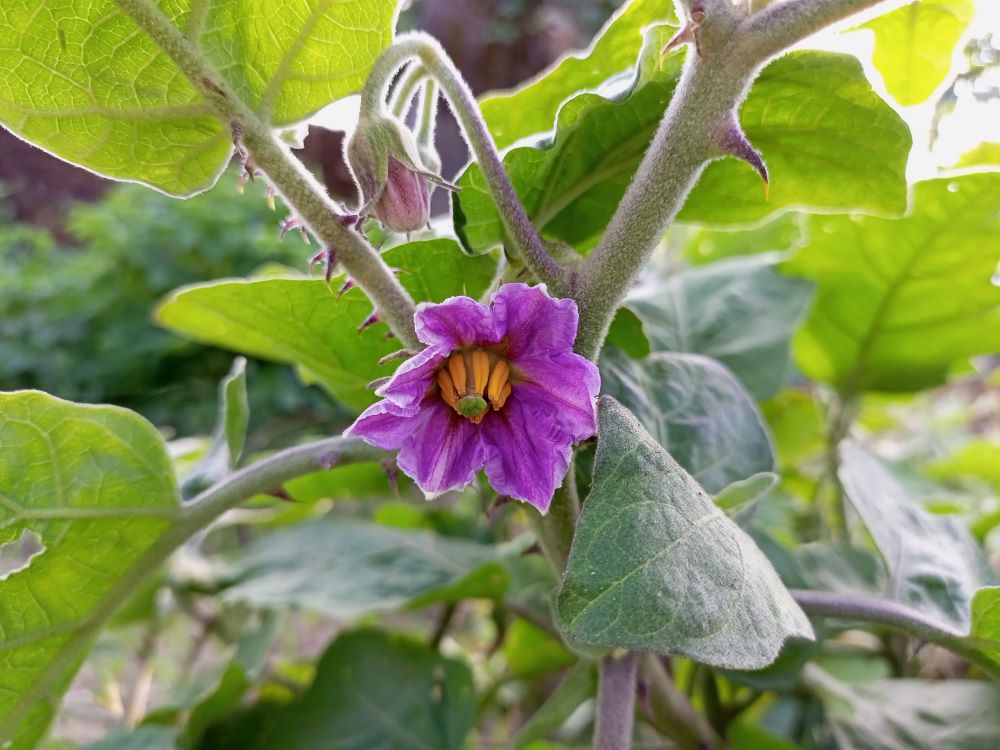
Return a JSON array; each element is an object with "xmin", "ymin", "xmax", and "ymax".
[
  {"xmin": 363, "ymin": 33, "xmax": 567, "ymax": 290},
  {"xmin": 114, "ymin": 0, "xmax": 420, "ymax": 348},
  {"xmin": 641, "ymin": 655, "xmax": 722, "ymax": 750},
  {"xmin": 594, "ymin": 651, "xmax": 639, "ymax": 750},
  {"xmin": 791, "ymin": 589, "xmax": 1000, "ymax": 679},
  {"xmin": 742, "ymin": 0, "xmax": 902, "ymax": 61},
  {"xmin": 571, "ymin": 0, "xmax": 896, "ymax": 360},
  {"xmin": 528, "ymin": 458, "xmax": 581, "ymax": 575}
]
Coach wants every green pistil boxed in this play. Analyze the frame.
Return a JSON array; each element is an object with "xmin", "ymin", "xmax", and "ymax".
[{"xmin": 457, "ymin": 396, "xmax": 488, "ymax": 419}]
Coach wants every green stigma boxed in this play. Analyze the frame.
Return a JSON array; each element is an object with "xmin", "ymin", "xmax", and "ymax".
[{"xmin": 457, "ymin": 396, "xmax": 488, "ymax": 419}]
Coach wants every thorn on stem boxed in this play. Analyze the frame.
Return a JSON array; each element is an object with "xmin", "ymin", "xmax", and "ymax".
[
  {"xmin": 378, "ymin": 349, "xmax": 417, "ymax": 365},
  {"xmin": 357, "ymin": 310, "xmax": 380, "ymax": 333},
  {"xmin": 718, "ymin": 123, "xmax": 769, "ymax": 196},
  {"xmin": 382, "ymin": 460, "xmax": 400, "ymax": 495}
]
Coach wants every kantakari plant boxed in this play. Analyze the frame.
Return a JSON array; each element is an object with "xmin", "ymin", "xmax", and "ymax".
[
  {"xmin": 347, "ymin": 283, "xmax": 600, "ymax": 511},
  {"xmin": 2, "ymin": 1, "xmax": 995, "ymax": 749}
]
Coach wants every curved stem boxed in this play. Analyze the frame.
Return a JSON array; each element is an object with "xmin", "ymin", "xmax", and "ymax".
[
  {"xmin": 363, "ymin": 34, "xmax": 567, "ymax": 290},
  {"xmin": 417, "ymin": 78, "xmax": 439, "ymax": 147},
  {"xmin": 389, "ymin": 62, "xmax": 427, "ymax": 118},
  {"xmin": 791, "ymin": 589, "xmax": 1000, "ymax": 679},
  {"xmin": 594, "ymin": 651, "xmax": 639, "ymax": 750},
  {"xmin": 114, "ymin": 0, "xmax": 420, "ymax": 349}
]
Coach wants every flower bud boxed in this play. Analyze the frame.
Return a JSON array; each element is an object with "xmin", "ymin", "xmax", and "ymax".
[{"xmin": 345, "ymin": 113, "xmax": 454, "ymax": 234}]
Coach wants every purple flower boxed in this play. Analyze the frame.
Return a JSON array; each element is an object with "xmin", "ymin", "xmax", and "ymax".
[{"xmin": 347, "ymin": 284, "xmax": 600, "ymax": 513}]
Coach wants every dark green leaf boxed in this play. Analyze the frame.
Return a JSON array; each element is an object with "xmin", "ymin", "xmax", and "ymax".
[
  {"xmin": 0, "ymin": 392, "xmax": 179, "ymax": 750},
  {"xmin": 218, "ymin": 518, "xmax": 509, "ymax": 616},
  {"xmin": 600, "ymin": 349, "xmax": 775, "ymax": 493},
  {"xmin": 628, "ymin": 254, "xmax": 814, "ymax": 400},
  {"xmin": 839, "ymin": 443, "xmax": 996, "ymax": 630},
  {"xmin": 784, "ymin": 174, "xmax": 1000, "ymax": 394},
  {"xmin": 0, "ymin": 0, "xmax": 395, "ymax": 194},
  {"xmin": 199, "ymin": 629, "xmax": 476, "ymax": 750},
  {"xmin": 156, "ymin": 240, "xmax": 496, "ymax": 411},
  {"xmin": 556, "ymin": 398, "xmax": 812, "ymax": 669}
]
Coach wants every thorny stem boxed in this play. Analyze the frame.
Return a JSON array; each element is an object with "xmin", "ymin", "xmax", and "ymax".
[
  {"xmin": 791, "ymin": 589, "xmax": 1000, "ymax": 679},
  {"xmin": 572, "ymin": 0, "xmax": 896, "ymax": 360},
  {"xmin": 113, "ymin": 0, "xmax": 421, "ymax": 349},
  {"xmin": 594, "ymin": 651, "xmax": 640, "ymax": 750},
  {"xmin": 362, "ymin": 33, "xmax": 568, "ymax": 291}
]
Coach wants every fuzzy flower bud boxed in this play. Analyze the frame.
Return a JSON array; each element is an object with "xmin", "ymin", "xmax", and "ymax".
[{"xmin": 345, "ymin": 113, "xmax": 454, "ymax": 234}]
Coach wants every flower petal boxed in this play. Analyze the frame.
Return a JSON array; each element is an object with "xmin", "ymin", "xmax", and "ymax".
[
  {"xmin": 414, "ymin": 296, "xmax": 498, "ymax": 350},
  {"xmin": 345, "ymin": 399, "xmax": 420, "ymax": 451},
  {"xmin": 397, "ymin": 399, "xmax": 486, "ymax": 497},
  {"xmin": 513, "ymin": 352, "xmax": 600, "ymax": 442},
  {"xmin": 376, "ymin": 347, "xmax": 444, "ymax": 408},
  {"xmin": 491, "ymin": 283, "xmax": 579, "ymax": 359},
  {"xmin": 481, "ymin": 397, "xmax": 573, "ymax": 513}
]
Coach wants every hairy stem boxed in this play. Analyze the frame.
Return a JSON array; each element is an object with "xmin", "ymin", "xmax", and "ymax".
[
  {"xmin": 791, "ymin": 589, "xmax": 1000, "ymax": 679},
  {"xmin": 528, "ymin": 460, "xmax": 581, "ymax": 575},
  {"xmin": 572, "ymin": 0, "xmax": 895, "ymax": 360},
  {"xmin": 641, "ymin": 655, "xmax": 721, "ymax": 749},
  {"xmin": 594, "ymin": 651, "xmax": 639, "ymax": 750},
  {"xmin": 114, "ymin": 0, "xmax": 420, "ymax": 348},
  {"xmin": 389, "ymin": 62, "xmax": 427, "ymax": 118},
  {"xmin": 363, "ymin": 33, "xmax": 567, "ymax": 290}
]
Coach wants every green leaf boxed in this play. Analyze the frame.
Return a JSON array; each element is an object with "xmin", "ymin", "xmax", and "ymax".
[
  {"xmin": 181, "ymin": 357, "xmax": 249, "ymax": 499},
  {"xmin": 951, "ymin": 141, "xmax": 1000, "ymax": 169},
  {"xmin": 680, "ymin": 212, "xmax": 805, "ymax": 266},
  {"xmin": 811, "ymin": 670, "xmax": 1000, "ymax": 750},
  {"xmin": 628, "ymin": 254, "xmax": 814, "ymax": 400},
  {"xmin": 785, "ymin": 174, "xmax": 1000, "ymax": 394},
  {"xmin": 0, "ymin": 392, "xmax": 180, "ymax": 750},
  {"xmin": 156, "ymin": 239, "xmax": 496, "ymax": 411},
  {"xmin": 479, "ymin": 0, "xmax": 676, "ymax": 149},
  {"xmin": 604, "ymin": 307, "xmax": 651, "ymax": 360},
  {"xmin": 199, "ymin": 629, "xmax": 476, "ymax": 750},
  {"xmin": 455, "ymin": 47, "xmax": 910, "ymax": 254},
  {"xmin": 501, "ymin": 620, "xmax": 576, "ymax": 680},
  {"xmin": 218, "ymin": 518, "xmax": 509, "ymax": 616},
  {"xmin": 556, "ymin": 398, "xmax": 812, "ymax": 669},
  {"xmin": 715, "ymin": 472, "xmax": 779, "ymax": 513},
  {"xmin": 929, "ymin": 441, "xmax": 1000, "ymax": 494},
  {"xmin": 839, "ymin": 443, "xmax": 996, "ymax": 631},
  {"xmin": 83, "ymin": 727, "xmax": 178, "ymax": 750},
  {"xmin": 600, "ymin": 349, "xmax": 775, "ymax": 494},
  {"xmin": 0, "ymin": 0, "xmax": 395, "ymax": 195},
  {"xmin": 512, "ymin": 662, "xmax": 597, "ymax": 749},
  {"xmin": 860, "ymin": 0, "xmax": 975, "ymax": 106},
  {"xmin": 969, "ymin": 587, "xmax": 1000, "ymax": 672}
]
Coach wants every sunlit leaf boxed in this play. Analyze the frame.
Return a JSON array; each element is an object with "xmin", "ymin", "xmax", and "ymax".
[
  {"xmin": 0, "ymin": 392, "xmax": 180, "ymax": 750},
  {"xmin": 786, "ymin": 174, "xmax": 1000, "ymax": 394},
  {"xmin": 859, "ymin": 0, "xmax": 975, "ymax": 106},
  {"xmin": 0, "ymin": 0, "xmax": 396, "ymax": 194}
]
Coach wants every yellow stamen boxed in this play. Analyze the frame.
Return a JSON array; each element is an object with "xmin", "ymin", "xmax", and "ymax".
[
  {"xmin": 437, "ymin": 369, "xmax": 459, "ymax": 410},
  {"xmin": 493, "ymin": 383, "xmax": 512, "ymax": 411},
  {"xmin": 487, "ymin": 360, "xmax": 510, "ymax": 409},
  {"xmin": 447, "ymin": 353, "xmax": 467, "ymax": 397},
  {"xmin": 471, "ymin": 350, "xmax": 490, "ymax": 397}
]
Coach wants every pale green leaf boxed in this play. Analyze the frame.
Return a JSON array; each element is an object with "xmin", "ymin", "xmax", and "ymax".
[
  {"xmin": 628, "ymin": 254, "xmax": 814, "ymax": 400},
  {"xmin": 600, "ymin": 349, "xmax": 775, "ymax": 493},
  {"xmin": 156, "ymin": 239, "xmax": 496, "ymax": 411},
  {"xmin": 860, "ymin": 0, "xmax": 975, "ymax": 106},
  {"xmin": 455, "ymin": 47, "xmax": 910, "ymax": 254},
  {"xmin": 556, "ymin": 398, "xmax": 812, "ymax": 669},
  {"xmin": 0, "ymin": 392, "xmax": 180, "ymax": 750},
  {"xmin": 0, "ymin": 0, "xmax": 396, "ymax": 194},
  {"xmin": 198, "ymin": 629, "xmax": 476, "ymax": 750},
  {"xmin": 951, "ymin": 141, "xmax": 1000, "ymax": 169},
  {"xmin": 181, "ymin": 357, "xmax": 249, "ymax": 498},
  {"xmin": 218, "ymin": 518, "xmax": 509, "ymax": 616},
  {"xmin": 785, "ymin": 174, "xmax": 1000, "ymax": 394}
]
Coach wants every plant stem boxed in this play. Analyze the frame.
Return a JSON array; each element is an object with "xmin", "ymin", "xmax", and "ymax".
[
  {"xmin": 389, "ymin": 63, "xmax": 427, "ymax": 118},
  {"xmin": 362, "ymin": 33, "xmax": 567, "ymax": 290},
  {"xmin": 791, "ymin": 589, "xmax": 1000, "ymax": 679},
  {"xmin": 641, "ymin": 655, "xmax": 721, "ymax": 750},
  {"xmin": 594, "ymin": 651, "xmax": 639, "ymax": 750},
  {"xmin": 528, "ymin": 461, "xmax": 581, "ymax": 575},
  {"xmin": 114, "ymin": 0, "xmax": 420, "ymax": 348}
]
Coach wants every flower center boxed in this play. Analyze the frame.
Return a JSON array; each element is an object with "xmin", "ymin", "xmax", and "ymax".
[{"xmin": 436, "ymin": 348, "xmax": 512, "ymax": 424}]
